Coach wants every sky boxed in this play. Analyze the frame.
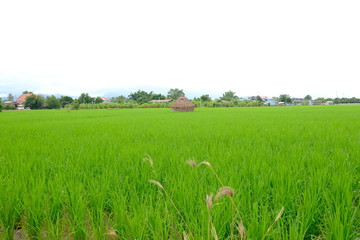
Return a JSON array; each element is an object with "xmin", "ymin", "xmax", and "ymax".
[{"xmin": 0, "ymin": 0, "xmax": 359, "ymax": 99}]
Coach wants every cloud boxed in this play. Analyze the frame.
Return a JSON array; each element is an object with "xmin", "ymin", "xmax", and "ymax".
[{"xmin": 0, "ymin": 0, "xmax": 359, "ymax": 98}]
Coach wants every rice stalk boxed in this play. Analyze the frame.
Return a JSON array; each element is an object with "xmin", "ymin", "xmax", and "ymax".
[
  {"xmin": 261, "ymin": 206, "xmax": 284, "ymax": 240},
  {"xmin": 149, "ymin": 180, "xmax": 194, "ymax": 239}
]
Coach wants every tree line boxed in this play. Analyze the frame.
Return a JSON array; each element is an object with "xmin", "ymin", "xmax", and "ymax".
[{"xmin": 1, "ymin": 89, "xmax": 360, "ymax": 110}]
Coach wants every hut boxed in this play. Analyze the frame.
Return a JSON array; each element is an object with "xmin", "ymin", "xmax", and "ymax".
[{"xmin": 170, "ymin": 96, "xmax": 195, "ymax": 112}]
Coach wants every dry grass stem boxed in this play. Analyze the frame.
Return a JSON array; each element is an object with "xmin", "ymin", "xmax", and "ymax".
[{"xmin": 214, "ymin": 186, "xmax": 234, "ymax": 200}]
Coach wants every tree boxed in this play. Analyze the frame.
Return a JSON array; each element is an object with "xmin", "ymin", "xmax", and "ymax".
[
  {"xmin": 301, "ymin": 100, "xmax": 309, "ymax": 105},
  {"xmin": 200, "ymin": 94, "xmax": 211, "ymax": 102},
  {"xmin": 150, "ymin": 93, "xmax": 166, "ymax": 100},
  {"xmin": 220, "ymin": 91, "xmax": 238, "ymax": 102},
  {"xmin": 78, "ymin": 93, "xmax": 92, "ymax": 104},
  {"xmin": 72, "ymin": 100, "xmax": 80, "ymax": 110},
  {"xmin": 128, "ymin": 90, "xmax": 153, "ymax": 104},
  {"xmin": 60, "ymin": 96, "xmax": 74, "ymax": 108},
  {"xmin": 0, "ymin": 98, "xmax": 2, "ymax": 112},
  {"xmin": 22, "ymin": 91, "xmax": 33, "ymax": 94},
  {"xmin": 94, "ymin": 96, "xmax": 103, "ymax": 104},
  {"xmin": 315, "ymin": 97, "xmax": 325, "ymax": 102},
  {"xmin": 278, "ymin": 94, "xmax": 292, "ymax": 103},
  {"xmin": 167, "ymin": 88, "xmax": 184, "ymax": 100},
  {"xmin": 24, "ymin": 94, "xmax": 44, "ymax": 109},
  {"xmin": 111, "ymin": 95, "xmax": 127, "ymax": 103},
  {"xmin": 256, "ymin": 95, "xmax": 263, "ymax": 102},
  {"xmin": 7, "ymin": 94, "xmax": 14, "ymax": 101},
  {"xmin": 304, "ymin": 95, "xmax": 312, "ymax": 100},
  {"xmin": 45, "ymin": 95, "xmax": 61, "ymax": 109}
]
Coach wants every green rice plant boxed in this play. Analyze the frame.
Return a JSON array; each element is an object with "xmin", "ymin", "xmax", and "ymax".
[
  {"xmin": 23, "ymin": 180, "xmax": 46, "ymax": 239},
  {"xmin": 0, "ymin": 179, "xmax": 23, "ymax": 240},
  {"xmin": 66, "ymin": 183, "xmax": 88, "ymax": 239},
  {"xmin": 0, "ymin": 106, "xmax": 359, "ymax": 238},
  {"xmin": 149, "ymin": 179, "xmax": 194, "ymax": 239}
]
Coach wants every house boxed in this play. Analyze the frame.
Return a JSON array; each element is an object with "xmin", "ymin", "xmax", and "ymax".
[
  {"xmin": 16, "ymin": 93, "xmax": 33, "ymax": 110},
  {"xmin": 263, "ymin": 99, "xmax": 278, "ymax": 106},
  {"xmin": 292, "ymin": 98, "xmax": 305, "ymax": 104}
]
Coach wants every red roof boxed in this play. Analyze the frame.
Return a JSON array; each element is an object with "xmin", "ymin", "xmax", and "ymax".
[
  {"xmin": 100, "ymin": 97, "xmax": 111, "ymax": 102},
  {"xmin": 16, "ymin": 94, "xmax": 33, "ymax": 104}
]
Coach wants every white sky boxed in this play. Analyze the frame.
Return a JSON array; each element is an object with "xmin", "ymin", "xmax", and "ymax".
[{"xmin": 0, "ymin": 0, "xmax": 359, "ymax": 99}]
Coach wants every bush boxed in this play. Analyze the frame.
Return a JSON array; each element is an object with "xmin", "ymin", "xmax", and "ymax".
[
  {"xmin": 72, "ymin": 100, "xmax": 80, "ymax": 110},
  {"xmin": 4, "ymin": 104, "xmax": 16, "ymax": 110},
  {"xmin": 301, "ymin": 101, "xmax": 309, "ymax": 106}
]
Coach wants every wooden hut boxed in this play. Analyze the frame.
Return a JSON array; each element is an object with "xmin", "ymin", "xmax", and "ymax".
[{"xmin": 171, "ymin": 96, "xmax": 195, "ymax": 112}]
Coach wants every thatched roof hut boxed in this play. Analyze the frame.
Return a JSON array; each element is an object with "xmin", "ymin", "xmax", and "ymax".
[{"xmin": 171, "ymin": 96, "xmax": 195, "ymax": 112}]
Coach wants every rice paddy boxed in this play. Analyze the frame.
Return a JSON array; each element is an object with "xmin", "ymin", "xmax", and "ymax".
[{"xmin": 0, "ymin": 106, "xmax": 359, "ymax": 239}]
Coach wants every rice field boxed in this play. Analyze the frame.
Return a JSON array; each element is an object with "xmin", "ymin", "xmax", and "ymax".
[{"xmin": 0, "ymin": 106, "xmax": 359, "ymax": 239}]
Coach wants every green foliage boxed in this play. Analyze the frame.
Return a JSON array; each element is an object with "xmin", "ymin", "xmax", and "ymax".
[
  {"xmin": 22, "ymin": 90, "xmax": 33, "ymax": 94},
  {"xmin": 45, "ymin": 95, "xmax": 61, "ymax": 109},
  {"xmin": 150, "ymin": 93, "xmax": 166, "ymax": 101},
  {"xmin": 60, "ymin": 96, "xmax": 73, "ymax": 108},
  {"xmin": 71, "ymin": 100, "xmax": 80, "ymax": 110},
  {"xmin": 24, "ymin": 94, "xmax": 44, "ymax": 109},
  {"xmin": 200, "ymin": 94, "xmax": 211, "ymax": 102},
  {"xmin": 128, "ymin": 90, "xmax": 151, "ymax": 104},
  {"xmin": 0, "ymin": 98, "xmax": 2, "ymax": 112},
  {"xmin": 167, "ymin": 88, "xmax": 184, "ymax": 100},
  {"xmin": 0, "ymin": 106, "xmax": 359, "ymax": 239},
  {"xmin": 304, "ymin": 95, "xmax": 312, "ymax": 100},
  {"xmin": 315, "ymin": 97, "xmax": 326, "ymax": 103},
  {"xmin": 94, "ymin": 96, "xmax": 103, "ymax": 104},
  {"xmin": 4, "ymin": 104, "xmax": 16, "ymax": 110},
  {"xmin": 111, "ymin": 95, "xmax": 128, "ymax": 103},
  {"xmin": 256, "ymin": 95, "xmax": 263, "ymax": 102},
  {"xmin": 301, "ymin": 100, "xmax": 309, "ymax": 106},
  {"xmin": 333, "ymin": 97, "xmax": 360, "ymax": 104},
  {"xmin": 220, "ymin": 91, "xmax": 238, "ymax": 102},
  {"xmin": 278, "ymin": 94, "xmax": 292, "ymax": 103},
  {"xmin": 78, "ymin": 93, "xmax": 92, "ymax": 104}
]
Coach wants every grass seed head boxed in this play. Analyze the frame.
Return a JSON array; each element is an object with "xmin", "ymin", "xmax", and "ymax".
[
  {"xmin": 105, "ymin": 230, "xmax": 118, "ymax": 239},
  {"xmin": 206, "ymin": 194, "xmax": 213, "ymax": 209},
  {"xmin": 199, "ymin": 161, "xmax": 212, "ymax": 167},
  {"xmin": 211, "ymin": 225, "xmax": 219, "ymax": 240},
  {"xmin": 149, "ymin": 180, "xmax": 164, "ymax": 189},
  {"xmin": 215, "ymin": 186, "xmax": 234, "ymax": 200},
  {"xmin": 236, "ymin": 220, "xmax": 247, "ymax": 239},
  {"xmin": 143, "ymin": 154, "xmax": 154, "ymax": 168},
  {"xmin": 182, "ymin": 231, "xmax": 189, "ymax": 240},
  {"xmin": 275, "ymin": 206, "xmax": 284, "ymax": 222},
  {"xmin": 186, "ymin": 160, "xmax": 197, "ymax": 168}
]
